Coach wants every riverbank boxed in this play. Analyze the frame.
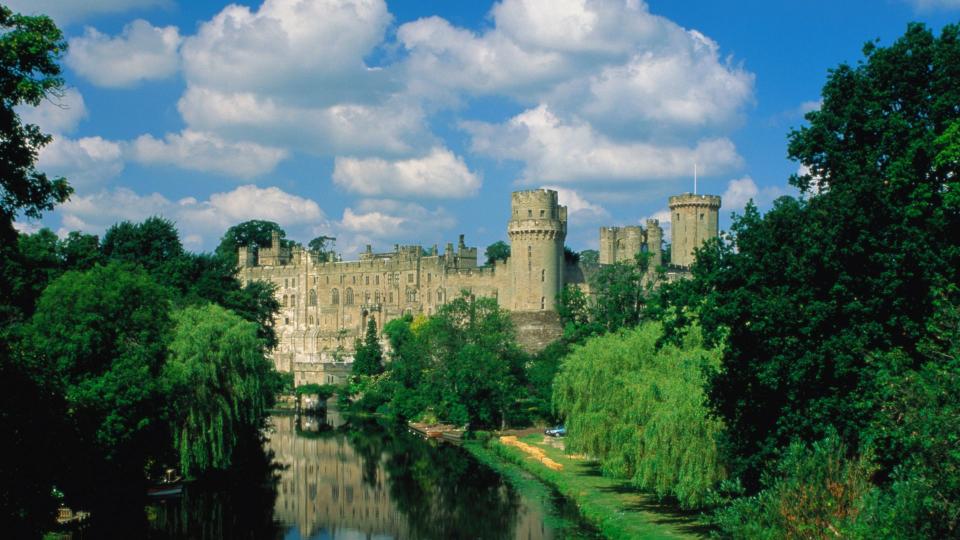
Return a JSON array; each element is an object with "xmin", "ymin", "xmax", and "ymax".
[{"xmin": 464, "ymin": 434, "xmax": 713, "ymax": 540}]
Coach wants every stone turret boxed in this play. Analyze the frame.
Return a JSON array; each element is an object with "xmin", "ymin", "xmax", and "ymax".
[
  {"xmin": 645, "ymin": 218, "xmax": 663, "ymax": 268},
  {"xmin": 508, "ymin": 189, "xmax": 567, "ymax": 311},
  {"xmin": 599, "ymin": 225, "xmax": 644, "ymax": 264},
  {"xmin": 668, "ymin": 193, "xmax": 721, "ymax": 267}
]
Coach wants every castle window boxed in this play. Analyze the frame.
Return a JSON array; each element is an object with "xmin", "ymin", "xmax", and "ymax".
[
  {"xmin": 427, "ymin": 273, "xmax": 431, "ymax": 283},
  {"xmin": 676, "ymin": 213, "xmax": 680, "ymax": 221},
  {"xmin": 345, "ymin": 288, "xmax": 354, "ymax": 305},
  {"xmin": 528, "ymin": 245, "xmax": 532, "ymax": 271},
  {"xmin": 528, "ymin": 209, "xmax": 532, "ymax": 217},
  {"xmin": 364, "ymin": 291, "xmax": 370, "ymax": 304},
  {"xmin": 340, "ymin": 275, "xmax": 344, "ymax": 284},
  {"xmin": 365, "ymin": 276, "xmax": 369, "ymax": 285},
  {"xmin": 541, "ymin": 269, "xmax": 545, "ymax": 282},
  {"xmin": 325, "ymin": 276, "xmax": 329, "ymax": 284},
  {"xmin": 700, "ymin": 213, "xmax": 704, "ymax": 220},
  {"xmin": 308, "ymin": 316, "xmax": 314, "ymax": 325},
  {"xmin": 375, "ymin": 275, "xmax": 379, "ymax": 285},
  {"xmin": 540, "ymin": 209, "xmax": 545, "ymax": 217},
  {"xmin": 352, "ymin": 275, "xmax": 356, "ymax": 284},
  {"xmin": 407, "ymin": 273, "xmax": 414, "ymax": 283},
  {"xmin": 541, "ymin": 297, "xmax": 545, "ymax": 310},
  {"xmin": 308, "ymin": 289, "xmax": 317, "ymax": 306},
  {"xmin": 285, "ymin": 278, "xmax": 289, "ymax": 287},
  {"xmin": 374, "ymin": 290, "xmax": 380, "ymax": 303},
  {"xmin": 389, "ymin": 291, "xmax": 393, "ymax": 303},
  {"xmin": 291, "ymin": 295, "xmax": 296, "ymax": 306},
  {"xmin": 427, "ymin": 290, "xmax": 432, "ymax": 303},
  {"xmin": 331, "ymin": 289, "xmax": 339, "ymax": 305},
  {"xmin": 437, "ymin": 288, "xmax": 444, "ymax": 304},
  {"xmin": 284, "ymin": 317, "xmax": 290, "ymax": 325},
  {"xmin": 282, "ymin": 295, "xmax": 288, "ymax": 306}
]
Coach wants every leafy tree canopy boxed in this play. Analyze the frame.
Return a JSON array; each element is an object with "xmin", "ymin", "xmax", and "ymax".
[
  {"xmin": 353, "ymin": 316, "xmax": 384, "ymax": 377},
  {"xmin": 215, "ymin": 220, "xmax": 288, "ymax": 264},
  {"xmin": 484, "ymin": 240, "xmax": 510, "ymax": 265},
  {"xmin": 0, "ymin": 6, "xmax": 71, "ymax": 241}
]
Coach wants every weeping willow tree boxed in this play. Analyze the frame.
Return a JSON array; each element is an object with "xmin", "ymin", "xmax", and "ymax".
[
  {"xmin": 553, "ymin": 321, "xmax": 726, "ymax": 508},
  {"xmin": 163, "ymin": 304, "xmax": 277, "ymax": 477}
]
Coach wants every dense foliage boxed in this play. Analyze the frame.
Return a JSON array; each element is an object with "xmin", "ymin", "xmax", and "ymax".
[
  {"xmin": 553, "ymin": 322, "xmax": 725, "ymax": 508},
  {"xmin": 348, "ymin": 293, "xmax": 543, "ymax": 429},
  {"xmin": 164, "ymin": 304, "xmax": 278, "ymax": 476},
  {"xmin": 352, "ymin": 316, "xmax": 385, "ymax": 376},
  {"xmin": 647, "ymin": 23, "xmax": 960, "ymax": 536},
  {"xmin": 484, "ymin": 240, "xmax": 510, "ymax": 265}
]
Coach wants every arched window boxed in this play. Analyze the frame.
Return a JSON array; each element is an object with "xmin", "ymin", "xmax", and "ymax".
[
  {"xmin": 308, "ymin": 289, "xmax": 317, "ymax": 306},
  {"xmin": 374, "ymin": 290, "xmax": 380, "ymax": 303},
  {"xmin": 345, "ymin": 287, "xmax": 354, "ymax": 305},
  {"xmin": 331, "ymin": 288, "xmax": 339, "ymax": 305},
  {"xmin": 282, "ymin": 295, "xmax": 288, "ymax": 306}
]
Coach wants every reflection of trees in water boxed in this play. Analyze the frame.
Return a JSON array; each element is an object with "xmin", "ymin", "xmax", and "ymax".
[
  {"xmin": 146, "ymin": 433, "xmax": 283, "ymax": 540},
  {"xmin": 351, "ymin": 419, "xmax": 523, "ymax": 540}
]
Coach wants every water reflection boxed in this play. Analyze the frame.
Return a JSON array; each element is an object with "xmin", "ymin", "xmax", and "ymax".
[{"xmin": 148, "ymin": 410, "xmax": 592, "ymax": 540}]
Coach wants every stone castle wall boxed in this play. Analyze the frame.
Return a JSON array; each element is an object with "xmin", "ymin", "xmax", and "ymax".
[{"xmin": 239, "ymin": 189, "xmax": 719, "ymax": 377}]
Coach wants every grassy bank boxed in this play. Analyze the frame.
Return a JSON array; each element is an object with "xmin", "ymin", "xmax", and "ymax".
[{"xmin": 465, "ymin": 434, "xmax": 712, "ymax": 540}]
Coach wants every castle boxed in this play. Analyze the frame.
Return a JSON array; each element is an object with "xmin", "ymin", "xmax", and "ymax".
[{"xmin": 237, "ymin": 189, "xmax": 720, "ymax": 385}]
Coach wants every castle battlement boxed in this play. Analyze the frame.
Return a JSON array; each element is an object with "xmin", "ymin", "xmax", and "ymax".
[{"xmin": 239, "ymin": 188, "xmax": 718, "ymax": 376}]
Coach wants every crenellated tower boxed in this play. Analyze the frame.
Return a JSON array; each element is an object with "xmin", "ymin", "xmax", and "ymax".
[
  {"xmin": 668, "ymin": 193, "xmax": 721, "ymax": 267},
  {"xmin": 508, "ymin": 189, "xmax": 567, "ymax": 311}
]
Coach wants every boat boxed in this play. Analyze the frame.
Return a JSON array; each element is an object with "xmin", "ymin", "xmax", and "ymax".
[
  {"xmin": 147, "ymin": 469, "xmax": 184, "ymax": 498},
  {"xmin": 56, "ymin": 506, "xmax": 90, "ymax": 526}
]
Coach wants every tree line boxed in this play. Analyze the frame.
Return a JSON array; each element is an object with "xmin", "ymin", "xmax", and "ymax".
[{"xmin": 548, "ymin": 23, "xmax": 960, "ymax": 539}]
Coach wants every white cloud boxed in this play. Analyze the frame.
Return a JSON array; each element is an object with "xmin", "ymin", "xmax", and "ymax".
[
  {"xmin": 177, "ymin": 87, "xmax": 426, "ymax": 156},
  {"xmin": 645, "ymin": 207, "xmax": 672, "ymax": 245},
  {"xmin": 16, "ymin": 88, "xmax": 87, "ymax": 134},
  {"xmin": 5, "ymin": 0, "xmax": 169, "ymax": 25},
  {"xmin": 129, "ymin": 130, "xmax": 288, "ymax": 178},
  {"xmin": 38, "ymin": 135, "xmax": 124, "ymax": 189},
  {"xmin": 542, "ymin": 185, "xmax": 609, "ymax": 221},
  {"xmin": 58, "ymin": 185, "xmax": 325, "ymax": 250},
  {"xmin": 722, "ymin": 176, "xmax": 791, "ymax": 211},
  {"xmin": 335, "ymin": 199, "xmax": 456, "ymax": 256},
  {"xmin": 181, "ymin": 0, "xmax": 392, "ymax": 100},
  {"xmin": 905, "ymin": 0, "xmax": 960, "ymax": 11},
  {"xmin": 399, "ymin": 0, "xmax": 753, "ymax": 135},
  {"xmin": 465, "ymin": 105, "xmax": 742, "ymax": 183},
  {"xmin": 333, "ymin": 147, "xmax": 480, "ymax": 198},
  {"xmin": 67, "ymin": 19, "xmax": 181, "ymax": 88}
]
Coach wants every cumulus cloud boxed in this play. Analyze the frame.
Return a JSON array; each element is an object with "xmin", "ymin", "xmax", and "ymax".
[
  {"xmin": 38, "ymin": 135, "xmax": 124, "ymax": 189},
  {"xmin": 4, "ymin": 0, "xmax": 169, "ymax": 25},
  {"xmin": 465, "ymin": 105, "xmax": 742, "ymax": 183},
  {"xmin": 58, "ymin": 185, "xmax": 324, "ymax": 250},
  {"xmin": 67, "ymin": 19, "xmax": 181, "ymax": 88},
  {"xmin": 400, "ymin": 0, "xmax": 753, "ymax": 134},
  {"xmin": 722, "ymin": 176, "xmax": 791, "ymax": 211},
  {"xmin": 16, "ymin": 88, "xmax": 87, "ymax": 134},
  {"xmin": 177, "ymin": 87, "xmax": 426, "ymax": 156},
  {"xmin": 129, "ymin": 130, "xmax": 288, "ymax": 178},
  {"xmin": 542, "ymin": 185, "xmax": 609, "ymax": 221},
  {"xmin": 333, "ymin": 147, "xmax": 480, "ymax": 198}
]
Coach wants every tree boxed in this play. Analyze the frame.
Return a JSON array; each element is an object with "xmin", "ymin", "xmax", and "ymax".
[
  {"xmin": 666, "ymin": 24, "xmax": 960, "ymax": 488},
  {"xmin": 163, "ymin": 304, "xmax": 276, "ymax": 477},
  {"xmin": 484, "ymin": 240, "xmax": 510, "ymax": 265},
  {"xmin": 353, "ymin": 317, "xmax": 384, "ymax": 376},
  {"xmin": 24, "ymin": 263, "xmax": 174, "ymax": 479},
  {"xmin": 308, "ymin": 235, "xmax": 336, "ymax": 262},
  {"xmin": 553, "ymin": 322, "xmax": 725, "ymax": 509},
  {"xmin": 215, "ymin": 220, "xmax": 287, "ymax": 264},
  {"xmin": 102, "ymin": 216, "xmax": 184, "ymax": 274},
  {"xmin": 579, "ymin": 249, "xmax": 599, "ymax": 266},
  {"xmin": 0, "ymin": 6, "xmax": 71, "ymax": 244},
  {"xmin": 420, "ymin": 293, "xmax": 526, "ymax": 428}
]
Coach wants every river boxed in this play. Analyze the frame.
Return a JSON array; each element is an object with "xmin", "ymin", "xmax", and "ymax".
[{"xmin": 143, "ymin": 410, "xmax": 598, "ymax": 539}]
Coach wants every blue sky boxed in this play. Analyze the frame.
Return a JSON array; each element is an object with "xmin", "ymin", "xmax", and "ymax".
[{"xmin": 10, "ymin": 0, "xmax": 960, "ymax": 256}]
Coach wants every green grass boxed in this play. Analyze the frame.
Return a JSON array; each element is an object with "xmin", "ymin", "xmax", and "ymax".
[{"xmin": 469, "ymin": 434, "xmax": 714, "ymax": 540}]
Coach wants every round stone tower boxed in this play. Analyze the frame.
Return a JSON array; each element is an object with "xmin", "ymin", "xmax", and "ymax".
[
  {"xmin": 508, "ymin": 189, "xmax": 567, "ymax": 311},
  {"xmin": 668, "ymin": 193, "xmax": 721, "ymax": 267}
]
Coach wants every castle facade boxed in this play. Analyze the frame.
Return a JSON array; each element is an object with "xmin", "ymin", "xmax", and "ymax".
[{"xmin": 238, "ymin": 189, "xmax": 719, "ymax": 384}]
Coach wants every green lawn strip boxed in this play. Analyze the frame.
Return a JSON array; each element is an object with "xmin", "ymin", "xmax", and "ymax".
[
  {"xmin": 487, "ymin": 434, "xmax": 712, "ymax": 540},
  {"xmin": 464, "ymin": 441, "xmax": 587, "ymax": 533}
]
